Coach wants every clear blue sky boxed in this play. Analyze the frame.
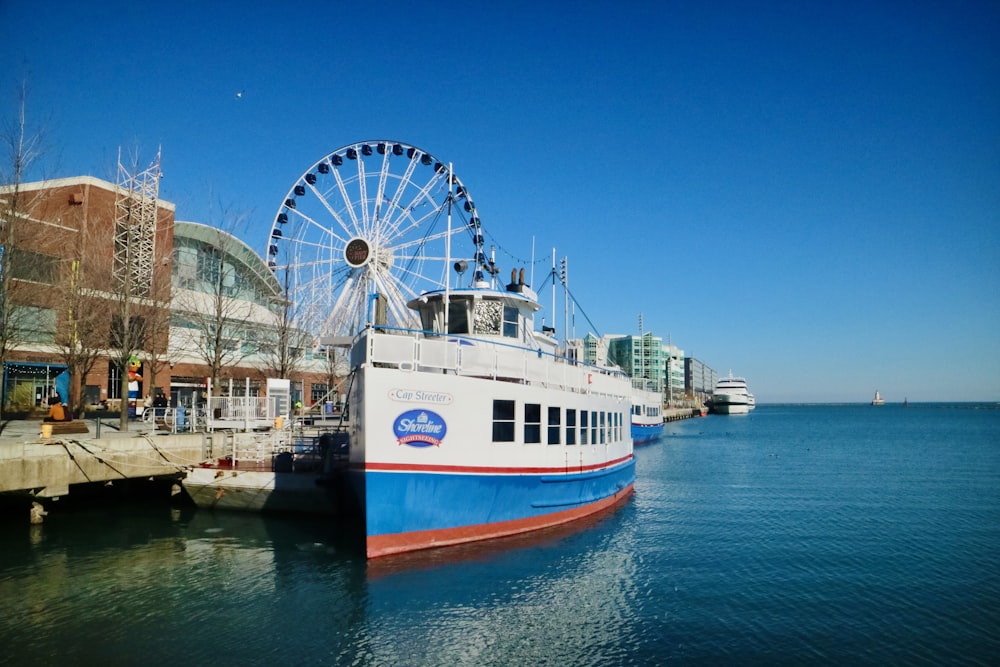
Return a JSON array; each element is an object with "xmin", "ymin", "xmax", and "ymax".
[{"xmin": 3, "ymin": 0, "xmax": 998, "ymax": 403}]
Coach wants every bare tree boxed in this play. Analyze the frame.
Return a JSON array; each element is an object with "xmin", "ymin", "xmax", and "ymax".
[
  {"xmin": 50, "ymin": 253, "xmax": 109, "ymax": 418},
  {"xmin": 322, "ymin": 343, "xmax": 351, "ymax": 408},
  {"xmin": 0, "ymin": 81, "xmax": 45, "ymax": 422},
  {"xmin": 257, "ymin": 265, "xmax": 313, "ymax": 381},
  {"xmin": 140, "ymin": 272, "xmax": 173, "ymax": 400},
  {"xmin": 171, "ymin": 216, "xmax": 259, "ymax": 396}
]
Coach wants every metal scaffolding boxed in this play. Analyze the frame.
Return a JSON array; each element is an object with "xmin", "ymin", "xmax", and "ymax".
[{"xmin": 113, "ymin": 148, "xmax": 161, "ymax": 296}]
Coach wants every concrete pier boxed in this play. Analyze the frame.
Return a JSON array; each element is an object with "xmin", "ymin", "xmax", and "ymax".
[
  {"xmin": 0, "ymin": 429, "xmax": 205, "ymax": 499},
  {"xmin": 0, "ymin": 419, "xmax": 312, "ymax": 503}
]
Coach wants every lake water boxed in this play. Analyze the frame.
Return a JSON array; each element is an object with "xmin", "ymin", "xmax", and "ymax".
[{"xmin": 1, "ymin": 404, "xmax": 998, "ymax": 665}]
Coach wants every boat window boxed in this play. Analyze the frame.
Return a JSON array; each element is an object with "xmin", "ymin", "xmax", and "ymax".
[
  {"xmin": 566, "ymin": 409, "xmax": 577, "ymax": 445},
  {"xmin": 547, "ymin": 406, "xmax": 561, "ymax": 445},
  {"xmin": 524, "ymin": 403, "xmax": 541, "ymax": 444},
  {"xmin": 502, "ymin": 305, "xmax": 519, "ymax": 338},
  {"xmin": 580, "ymin": 410, "xmax": 589, "ymax": 445},
  {"xmin": 473, "ymin": 300, "xmax": 502, "ymax": 335},
  {"xmin": 600, "ymin": 412, "xmax": 606, "ymax": 444},
  {"xmin": 418, "ymin": 300, "xmax": 443, "ymax": 333},
  {"xmin": 591, "ymin": 411, "xmax": 598, "ymax": 445},
  {"xmin": 447, "ymin": 297, "xmax": 471, "ymax": 335},
  {"xmin": 492, "ymin": 400, "xmax": 515, "ymax": 442}
]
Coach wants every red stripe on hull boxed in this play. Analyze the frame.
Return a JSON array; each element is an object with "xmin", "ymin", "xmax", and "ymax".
[
  {"xmin": 362, "ymin": 453, "xmax": 634, "ymax": 476},
  {"xmin": 366, "ymin": 482, "xmax": 635, "ymax": 558}
]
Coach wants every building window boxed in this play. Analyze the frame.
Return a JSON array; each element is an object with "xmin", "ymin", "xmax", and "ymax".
[
  {"xmin": 196, "ymin": 247, "xmax": 222, "ymax": 286},
  {"xmin": 547, "ymin": 406, "xmax": 561, "ymax": 445},
  {"xmin": 20, "ymin": 306, "xmax": 56, "ymax": 343},
  {"xmin": 310, "ymin": 383, "xmax": 328, "ymax": 405},
  {"xmin": 524, "ymin": 402, "xmax": 541, "ymax": 444},
  {"xmin": 492, "ymin": 399, "xmax": 515, "ymax": 442},
  {"xmin": 8, "ymin": 249, "xmax": 58, "ymax": 284}
]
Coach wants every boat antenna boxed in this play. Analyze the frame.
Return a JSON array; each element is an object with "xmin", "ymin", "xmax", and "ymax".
[
  {"xmin": 561, "ymin": 256, "xmax": 569, "ymax": 345},
  {"xmin": 550, "ymin": 248, "xmax": 557, "ymax": 337},
  {"xmin": 530, "ymin": 236, "xmax": 536, "ymax": 286}
]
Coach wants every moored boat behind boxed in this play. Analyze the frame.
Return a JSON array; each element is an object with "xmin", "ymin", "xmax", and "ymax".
[
  {"xmin": 709, "ymin": 372, "xmax": 754, "ymax": 415},
  {"xmin": 631, "ymin": 381, "xmax": 665, "ymax": 444}
]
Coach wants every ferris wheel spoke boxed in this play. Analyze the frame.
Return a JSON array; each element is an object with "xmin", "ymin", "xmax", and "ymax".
[
  {"xmin": 329, "ymin": 163, "xmax": 363, "ymax": 234},
  {"xmin": 353, "ymin": 150, "xmax": 373, "ymax": 233},
  {"xmin": 326, "ymin": 272, "xmax": 362, "ymax": 324},
  {"xmin": 387, "ymin": 200, "xmax": 456, "ymax": 245},
  {"xmin": 390, "ymin": 264, "xmax": 444, "ymax": 301},
  {"xmin": 372, "ymin": 273, "xmax": 419, "ymax": 327},
  {"xmin": 382, "ymin": 155, "xmax": 422, "ymax": 223},
  {"xmin": 291, "ymin": 262, "xmax": 351, "ymax": 298},
  {"xmin": 381, "ymin": 168, "xmax": 448, "ymax": 239},
  {"xmin": 392, "ymin": 226, "xmax": 459, "ymax": 253},
  {"xmin": 372, "ymin": 150, "xmax": 393, "ymax": 225},
  {"xmin": 285, "ymin": 209, "xmax": 352, "ymax": 254},
  {"xmin": 306, "ymin": 181, "xmax": 357, "ymax": 242}
]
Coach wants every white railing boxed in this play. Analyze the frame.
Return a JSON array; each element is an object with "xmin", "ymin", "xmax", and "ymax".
[
  {"xmin": 360, "ymin": 328, "xmax": 629, "ymax": 398},
  {"xmin": 210, "ymin": 396, "xmax": 270, "ymax": 421},
  {"xmin": 205, "ymin": 429, "xmax": 346, "ymax": 471},
  {"xmin": 205, "ymin": 396, "xmax": 282, "ymax": 431}
]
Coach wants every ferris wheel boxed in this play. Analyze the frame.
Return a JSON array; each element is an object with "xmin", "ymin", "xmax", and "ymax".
[{"xmin": 265, "ymin": 140, "xmax": 495, "ymax": 339}]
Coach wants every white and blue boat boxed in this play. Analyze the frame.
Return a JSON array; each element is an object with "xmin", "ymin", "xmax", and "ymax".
[
  {"xmin": 345, "ymin": 270, "xmax": 636, "ymax": 558},
  {"xmin": 630, "ymin": 381, "xmax": 664, "ymax": 445}
]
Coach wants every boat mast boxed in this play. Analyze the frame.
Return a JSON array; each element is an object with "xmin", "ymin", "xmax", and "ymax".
[{"xmin": 444, "ymin": 163, "xmax": 453, "ymax": 333}]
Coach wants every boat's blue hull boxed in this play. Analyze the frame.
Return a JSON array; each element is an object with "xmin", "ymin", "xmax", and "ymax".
[
  {"xmin": 354, "ymin": 457, "xmax": 636, "ymax": 557},
  {"xmin": 631, "ymin": 422, "xmax": 664, "ymax": 445}
]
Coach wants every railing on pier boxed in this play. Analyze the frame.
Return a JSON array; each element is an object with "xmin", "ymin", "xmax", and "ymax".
[
  {"xmin": 203, "ymin": 427, "xmax": 350, "ymax": 472},
  {"xmin": 205, "ymin": 395, "xmax": 287, "ymax": 432},
  {"xmin": 141, "ymin": 406, "xmax": 201, "ymax": 434}
]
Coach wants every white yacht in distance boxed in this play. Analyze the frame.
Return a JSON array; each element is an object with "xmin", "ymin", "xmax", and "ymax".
[{"xmin": 711, "ymin": 372, "xmax": 755, "ymax": 415}]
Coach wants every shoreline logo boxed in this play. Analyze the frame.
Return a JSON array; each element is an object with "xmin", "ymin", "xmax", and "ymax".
[{"xmin": 393, "ymin": 409, "xmax": 447, "ymax": 447}]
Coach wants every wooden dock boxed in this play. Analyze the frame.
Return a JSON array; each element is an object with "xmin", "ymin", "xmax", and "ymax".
[{"xmin": 663, "ymin": 407, "xmax": 705, "ymax": 422}]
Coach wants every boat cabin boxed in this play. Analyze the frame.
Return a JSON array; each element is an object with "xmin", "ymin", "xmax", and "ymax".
[{"xmin": 406, "ymin": 271, "xmax": 542, "ymax": 346}]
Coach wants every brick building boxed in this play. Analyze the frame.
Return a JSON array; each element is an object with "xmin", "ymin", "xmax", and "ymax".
[{"xmin": 0, "ymin": 175, "xmax": 334, "ymax": 417}]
